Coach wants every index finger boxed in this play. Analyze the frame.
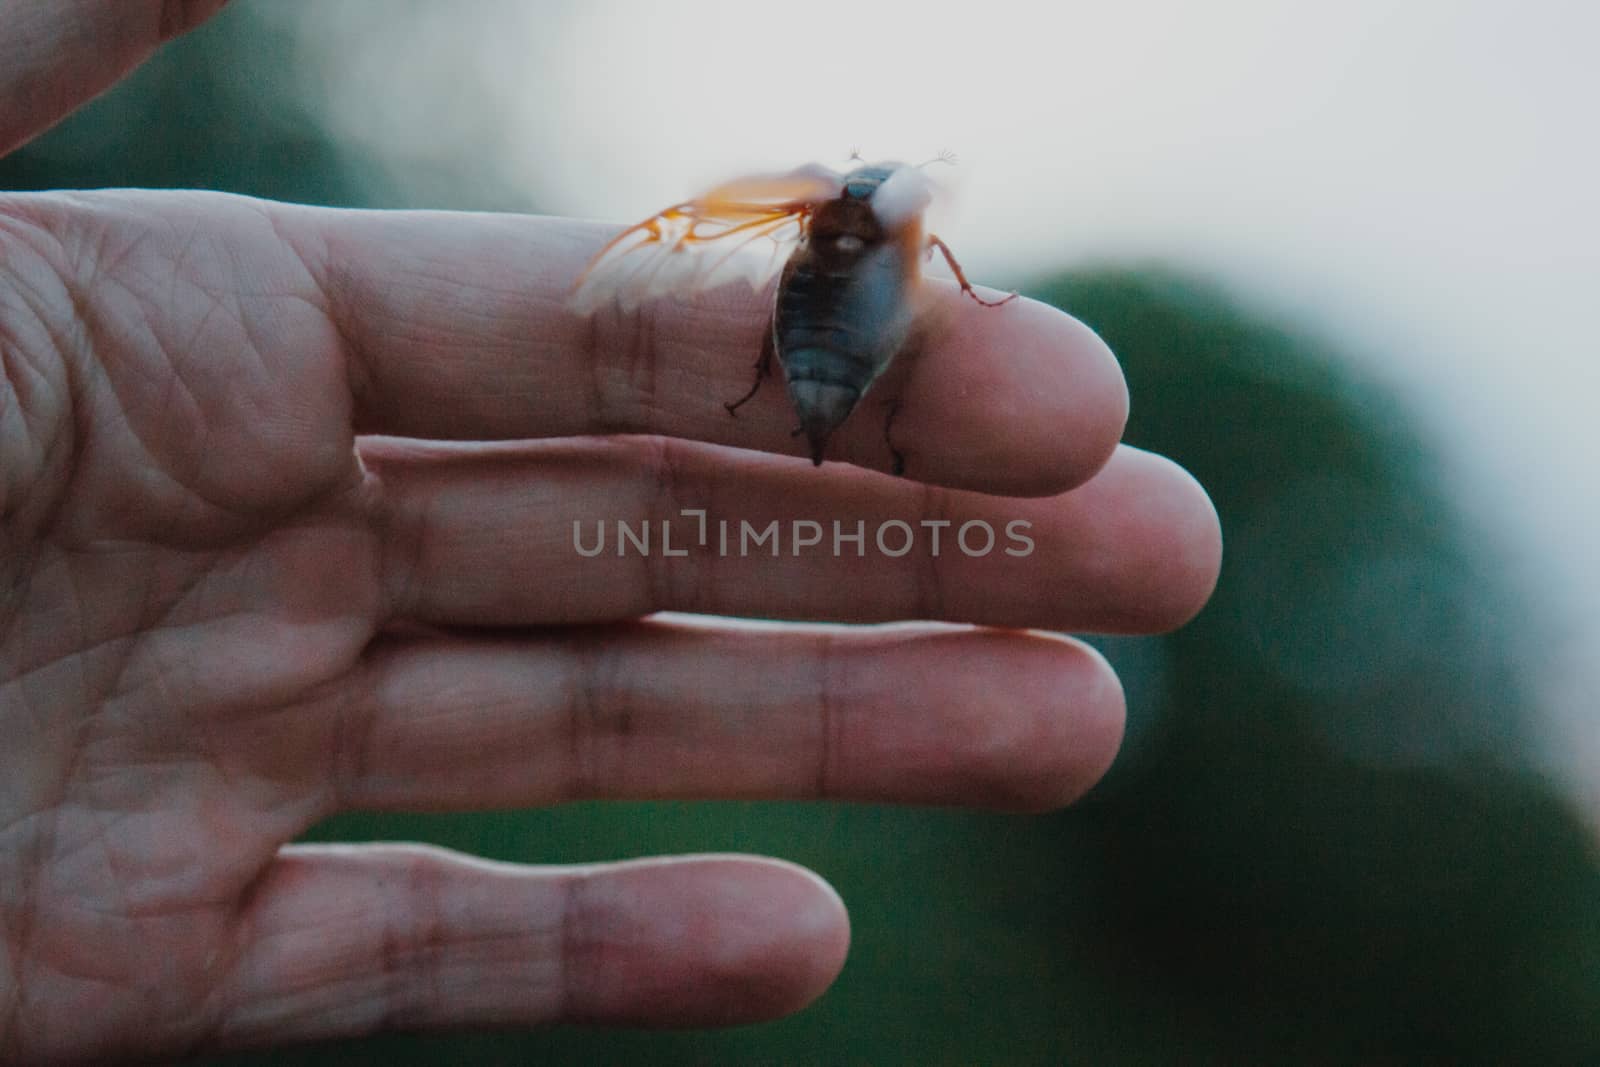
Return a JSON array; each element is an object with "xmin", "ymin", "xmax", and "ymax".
[{"xmin": 303, "ymin": 208, "xmax": 1128, "ymax": 497}]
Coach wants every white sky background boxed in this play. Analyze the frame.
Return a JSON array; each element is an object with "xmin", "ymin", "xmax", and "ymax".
[{"xmin": 275, "ymin": 0, "xmax": 1600, "ymax": 799}]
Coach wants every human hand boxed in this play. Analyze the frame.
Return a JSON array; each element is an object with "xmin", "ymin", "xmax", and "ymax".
[{"xmin": 0, "ymin": 2, "xmax": 1220, "ymax": 1061}]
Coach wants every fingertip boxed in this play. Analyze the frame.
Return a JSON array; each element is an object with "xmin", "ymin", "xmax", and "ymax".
[
  {"xmin": 729, "ymin": 857, "xmax": 851, "ymax": 1019},
  {"xmin": 1093, "ymin": 449, "xmax": 1223, "ymax": 633},
  {"xmin": 1143, "ymin": 456, "xmax": 1224, "ymax": 632},
  {"xmin": 948, "ymin": 630, "xmax": 1127, "ymax": 811},
  {"xmin": 1050, "ymin": 636, "xmax": 1128, "ymax": 803},
  {"xmin": 907, "ymin": 287, "xmax": 1129, "ymax": 497},
  {"xmin": 1008, "ymin": 306, "xmax": 1129, "ymax": 497},
  {"xmin": 569, "ymin": 855, "xmax": 849, "ymax": 1027}
]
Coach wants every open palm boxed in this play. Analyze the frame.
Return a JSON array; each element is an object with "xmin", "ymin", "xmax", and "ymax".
[{"xmin": 0, "ymin": 3, "xmax": 1220, "ymax": 1062}]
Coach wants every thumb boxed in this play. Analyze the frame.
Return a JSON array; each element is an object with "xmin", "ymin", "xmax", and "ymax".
[{"xmin": 0, "ymin": 0, "xmax": 230, "ymax": 158}]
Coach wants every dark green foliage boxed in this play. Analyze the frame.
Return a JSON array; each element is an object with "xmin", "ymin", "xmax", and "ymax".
[{"xmin": 1048, "ymin": 269, "xmax": 1599, "ymax": 1064}]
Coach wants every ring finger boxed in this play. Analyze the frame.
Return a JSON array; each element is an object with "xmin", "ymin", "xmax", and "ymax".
[{"xmin": 305, "ymin": 618, "xmax": 1124, "ymax": 816}]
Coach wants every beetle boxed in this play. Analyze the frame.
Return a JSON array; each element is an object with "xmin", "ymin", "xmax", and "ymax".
[{"xmin": 570, "ymin": 158, "xmax": 1014, "ymax": 473}]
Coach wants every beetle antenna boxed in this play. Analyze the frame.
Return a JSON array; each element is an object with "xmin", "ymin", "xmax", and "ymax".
[{"xmin": 919, "ymin": 150, "xmax": 958, "ymax": 169}]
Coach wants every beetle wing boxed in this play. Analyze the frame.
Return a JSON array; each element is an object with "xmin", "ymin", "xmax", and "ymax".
[{"xmin": 570, "ymin": 165, "xmax": 842, "ymax": 314}]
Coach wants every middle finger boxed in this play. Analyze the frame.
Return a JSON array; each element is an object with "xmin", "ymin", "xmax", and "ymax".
[{"xmin": 360, "ymin": 437, "xmax": 1220, "ymax": 634}]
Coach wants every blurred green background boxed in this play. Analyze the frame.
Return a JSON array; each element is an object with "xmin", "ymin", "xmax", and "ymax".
[{"xmin": 7, "ymin": 4, "xmax": 1598, "ymax": 1063}]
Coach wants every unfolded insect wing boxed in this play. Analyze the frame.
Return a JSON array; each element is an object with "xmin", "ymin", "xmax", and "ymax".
[
  {"xmin": 569, "ymin": 165, "xmax": 843, "ymax": 315},
  {"xmin": 695, "ymin": 163, "xmax": 843, "ymax": 212}
]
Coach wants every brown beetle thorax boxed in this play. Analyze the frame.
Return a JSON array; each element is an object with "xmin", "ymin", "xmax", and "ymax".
[{"xmin": 804, "ymin": 198, "xmax": 887, "ymax": 267}]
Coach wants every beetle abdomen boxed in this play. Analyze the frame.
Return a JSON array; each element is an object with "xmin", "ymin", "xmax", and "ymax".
[
  {"xmin": 780, "ymin": 346, "xmax": 872, "ymax": 462},
  {"xmin": 775, "ymin": 240, "xmax": 915, "ymax": 464}
]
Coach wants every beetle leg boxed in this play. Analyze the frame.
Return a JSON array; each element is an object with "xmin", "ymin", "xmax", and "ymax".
[
  {"xmin": 724, "ymin": 326, "xmax": 777, "ymax": 416},
  {"xmin": 926, "ymin": 234, "xmax": 1019, "ymax": 308},
  {"xmin": 883, "ymin": 398, "xmax": 906, "ymax": 477}
]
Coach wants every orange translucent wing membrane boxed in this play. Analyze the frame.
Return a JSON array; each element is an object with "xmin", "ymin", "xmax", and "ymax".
[
  {"xmin": 696, "ymin": 165, "xmax": 843, "ymax": 210},
  {"xmin": 569, "ymin": 166, "xmax": 843, "ymax": 314}
]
